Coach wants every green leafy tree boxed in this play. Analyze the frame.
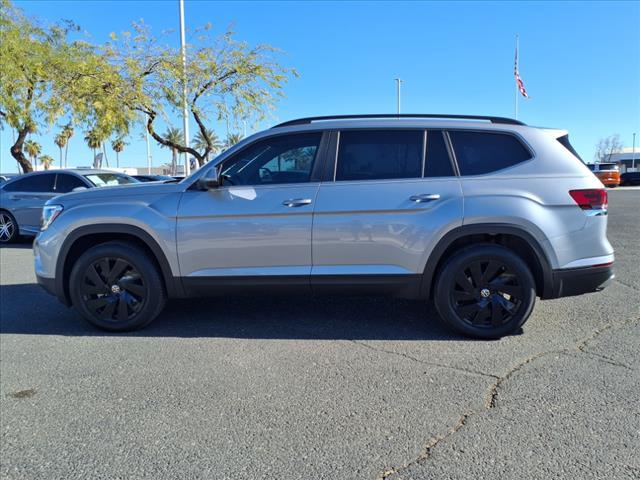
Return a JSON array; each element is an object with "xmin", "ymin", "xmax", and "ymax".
[
  {"xmin": 225, "ymin": 133, "xmax": 244, "ymax": 148},
  {"xmin": 23, "ymin": 140, "xmax": 41, "ymax": 167},
  {"xmin": 84, "ymin": 130, "xmax": 102, "ymax": 168},
  {"xmin": 161, "ymin": 127, "xmax": 183, "ymax": 175},
  {"xmin": 0, "ymin": 1, "xmax": 134, "ymax": 172},
  {"xmin": 39, "ymin": 154, "xmax": 54, "ymax": 170},
  {"xmin": 102, "ymin": 22, "xmax": 295, "ymax": 167},
  {"xmin": 54, "ymin": 132, "xmax": 68, "ymax": 169},
  {"xmin": 192, "ymin": 128, "xmax": 223, "ymax": 163},
  {"xmin": 111, "ymin": 137, "xmax": 126, "ymax": 168}
]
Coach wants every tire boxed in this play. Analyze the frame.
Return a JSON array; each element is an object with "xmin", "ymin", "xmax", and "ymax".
[
  {"xmin": 69, "ymin": 241, "xmax": 166, "ymax": 331},
  {"xmin": 0, "ymin": 210, "xmax": 19, "ymax": 244},
  {"xmin": 433, "ymin": 244, "xmax": 536, "ymax": 339}
]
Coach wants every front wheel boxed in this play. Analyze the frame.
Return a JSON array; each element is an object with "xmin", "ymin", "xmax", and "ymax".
[
  {"xmin": 434, "ymin": 245, "xmax": 536, "ymax": 339},
  {"xmin": 0, "ymin": 211, "xmax": 18, "ymax": 243},
  {"xmin": 69, "ymin": 241, "xmax": 166, "ymax": 331}
]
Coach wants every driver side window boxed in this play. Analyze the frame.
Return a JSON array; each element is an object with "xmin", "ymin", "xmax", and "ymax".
[{"xmin": 220, "ymin": 132, "xmax": 322, "ymax": 186}]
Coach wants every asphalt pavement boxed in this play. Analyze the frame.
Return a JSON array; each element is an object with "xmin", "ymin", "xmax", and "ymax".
[{"xmin": 1, "ymin": 190, "xmax": 638, "ymax": 479}]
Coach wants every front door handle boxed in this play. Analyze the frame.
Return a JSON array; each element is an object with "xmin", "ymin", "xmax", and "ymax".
[
  {"xmin": 410, "ymin": 193, "xmax": 441, "ymax": 203},
  {"xmin": 282, "ymin": 198, "xmax": 312, "ymax": 207}
]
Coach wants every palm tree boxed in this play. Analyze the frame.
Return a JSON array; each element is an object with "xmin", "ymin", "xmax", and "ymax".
[
  {"xmin": 54, "ymin": 132, "xmax": 68, "ymax": 169},
  {"xmin": 161, "ymin": 127, "xmax": 183, "ymax": 175},
  {"xmin": 226, "ymin": 133, "xmax": 244, "ymax": 149},
  {"xmin": 39, "ymin": 154, "xmax": 55, "ymax": 170},
  {"xmin": 192, "ymin": 128, "xmax": 223, "ymax": 165},
  {"xmin": 111, "ymin": 138, "xmax": 126, "ymax": 168},
  {"xmin": 84, "ymin": 130, "xmax": 102, "ymax": 168},
  {"xmin": 23, "ymin": 140, "xmax": 41, "ymax": 170},
  {"xmin": 62, "ymin": 123, "xmax": 74, "ymax": 168}
]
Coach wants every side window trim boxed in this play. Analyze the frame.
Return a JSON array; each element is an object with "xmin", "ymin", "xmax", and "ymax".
[
  {"xmin": 443, "ymin": 131, "xmax": 461, "ymax": 177},
  {"xmin": 421, "ymin": 130, "xmax": 427, "ymax": 178}
]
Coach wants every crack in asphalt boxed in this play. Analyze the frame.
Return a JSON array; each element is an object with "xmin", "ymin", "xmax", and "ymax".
[
  {"xmin": 348, "ymin": 340, "xmax": 499, "ymax": 380},
  {"xmin": 363, "ymin": 315, "xmax": 639, "ymax": 479},
  {"xmin": 613, "ymin": 278, "xmax": 639, "ymax": 292}
]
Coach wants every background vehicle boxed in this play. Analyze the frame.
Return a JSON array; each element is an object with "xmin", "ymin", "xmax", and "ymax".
[
  {"xmin": 620, "ymin": 171, "xmax": 640, "ymax": 186},
  {"xmin": 133, "ymin": 174, "xmax": 176, "ymax": 182},
  {"xmin": 586, "ymin": 162, "xmax": 621, "ymax": 187},
  {"xmin": 0, "ymin": 169, "xmax": 138, "ymax": 243},
  {"xmin": 34, "ymin": 114, "xmax": 614, "ymax": 338}
]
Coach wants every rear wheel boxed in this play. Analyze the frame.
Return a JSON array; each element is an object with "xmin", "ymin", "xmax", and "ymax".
[
  {"xmin": 69, "ymin": 241, "xmax": 166, "ymax": 331},
  {"xmin": 0, "ymin": 211, "xmax": 18, "ymax": 244},
  {"xmin": 434, "ymin": 244, "xmax": 536, "ymax": 339}
]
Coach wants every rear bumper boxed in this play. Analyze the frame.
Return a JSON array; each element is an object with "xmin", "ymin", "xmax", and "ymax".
[{"xmin": 546, "ymin": 264, "xmax": 614, "ymax": 299}]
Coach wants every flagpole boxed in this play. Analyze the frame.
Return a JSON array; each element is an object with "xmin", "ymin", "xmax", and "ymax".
[{"xmin": 514, "ymin": 34, "xmax": 519, "ymax": 120}]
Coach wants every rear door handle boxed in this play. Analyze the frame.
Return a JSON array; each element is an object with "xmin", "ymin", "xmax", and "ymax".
[
  {"xmin": 282, "ymin": 198, "xmax": 312, "ymax": 207},
  {"xmin": 410, "ymin": 193, "xmax": 441, "ymax": 203}
]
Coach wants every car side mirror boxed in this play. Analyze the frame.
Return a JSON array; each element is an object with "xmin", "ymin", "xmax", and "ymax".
[{"xmin": 197, "ymin": 169, "xmax": 221, "ymax": 190}]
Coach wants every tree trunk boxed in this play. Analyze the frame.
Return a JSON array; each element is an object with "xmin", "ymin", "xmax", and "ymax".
[
  {"xmin": 64, "ymin": 143, "xmax": 69, "ymax": 168},
  {"xmin": 93, "ymin": 149, "xmax": 98, "ymax": 168},
  {"xmin": 116, "ymin": 151, "xmax": 119, "ymax": 168},
  {"xmin": 9, "ymin": 127, "xmax": 33, "ymax": 173},
  {"xmin": 59, "ymin": 147, "xmax": 63, "ymax": 169},
  {"xmin": 171, "ymin": 149, "xmax": 177, "ymax": 176}
]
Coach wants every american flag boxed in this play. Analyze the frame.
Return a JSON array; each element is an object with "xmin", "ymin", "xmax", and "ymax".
[{"xmin": 514, "ymin": 43, "xmax": 529, "ymax": 98}]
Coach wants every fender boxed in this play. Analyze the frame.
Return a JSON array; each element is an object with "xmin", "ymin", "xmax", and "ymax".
[
  {"xmin": 54, "ymin": 223, "xmax": 184, "ymax": 306},
  {"xmin": 419, "ymin": 223, "xmax": 555, "ymax": 300}
]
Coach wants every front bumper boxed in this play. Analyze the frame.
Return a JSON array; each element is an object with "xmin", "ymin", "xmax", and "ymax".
[
  {"xmin": 547, "ymin": 264, "xmax": 614, "ymax": 299},
  {"xmin": 36, "ymin": 273, "xmax": 57, "ymax": 297}
]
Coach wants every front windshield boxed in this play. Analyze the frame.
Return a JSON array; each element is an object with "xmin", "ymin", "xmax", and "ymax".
[{"xmin": 84, "ymin": 173, "xmax": 138, "ymax": 187}]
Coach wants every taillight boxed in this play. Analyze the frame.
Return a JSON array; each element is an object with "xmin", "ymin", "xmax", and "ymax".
[{"xmin": 569, "ymin": 189, "xmax": 608, "ymax": 210}]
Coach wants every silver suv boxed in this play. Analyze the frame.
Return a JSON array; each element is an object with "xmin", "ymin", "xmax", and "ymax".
[{"xmin": 33, "ymin": 114, "xmax": 614, "ymax": 338}]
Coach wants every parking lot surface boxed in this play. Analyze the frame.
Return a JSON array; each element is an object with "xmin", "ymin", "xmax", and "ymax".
[{"xmin": 1, "ymin": 190, "xmax": 639, "ymax": 479}]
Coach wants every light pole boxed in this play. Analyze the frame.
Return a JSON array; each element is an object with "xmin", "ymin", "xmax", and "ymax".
[
  {"xmin": 395, "ymin": 78, "xmax": 402, "ymax": 115},
  {"xmin": 179, "ymin": 0, "xmax": 191, "ymax": 175},
  {"xmin": 632, "ymin": 132, "xmax": 636, "ymax": 171}
]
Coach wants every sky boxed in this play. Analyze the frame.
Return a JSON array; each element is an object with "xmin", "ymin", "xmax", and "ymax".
[{"xmin": 1, "ymin": 0, "xmax": 639, "ymax": 172}]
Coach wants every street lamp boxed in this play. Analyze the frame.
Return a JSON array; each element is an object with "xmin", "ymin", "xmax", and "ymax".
[{"xmin": 395, "ymin": 78, "xmax": 402, "ymax": 115}]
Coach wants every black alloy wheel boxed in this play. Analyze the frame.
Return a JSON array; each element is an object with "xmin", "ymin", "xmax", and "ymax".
[
  {"xmin": 434, "ymin": 244, "xmax": 536, "ymax": 339},
  {"xmin": 69, "ymin": 241, "xmax": 166, "ymax": 331},
  {"xmin": 80, "ymin": 257, "xmax": 146, "ymax": 323}
]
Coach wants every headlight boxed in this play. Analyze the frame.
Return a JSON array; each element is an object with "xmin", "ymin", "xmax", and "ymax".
[{"xmin": 41, "ymin": 204, "xmax": 63, "ymax": 231}]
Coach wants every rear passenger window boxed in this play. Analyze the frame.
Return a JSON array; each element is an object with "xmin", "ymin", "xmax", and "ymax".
[
  {"xmin": 336, "ymin": 130, "xmax": 422, "ymax": 181},
  {"xmin": 425, "ymin": 130, "xmax": 454, "ymax": 177},
  {"xmin": 449, "ymin": 131, "xmax": 531, "ymax": 176},
  {"xmin": 2, "ymin": 174, "xmax": 56, "ymax": 192},
  {"xmin": 55, "ymin": 174, "xmax": 87, "ymax": 193}
]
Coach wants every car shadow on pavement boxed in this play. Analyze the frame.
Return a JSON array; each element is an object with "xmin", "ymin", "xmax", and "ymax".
[
  {"xmin": 0, "ymin": 283, "xmax": 470, "ymax": 341},
  {"xmin": 0, "ymin": 238, "xmax": 33, "ymax": 249}
]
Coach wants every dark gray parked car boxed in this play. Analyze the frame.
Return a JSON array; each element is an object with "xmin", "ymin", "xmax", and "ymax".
[{"xmin": 0, "ymin": 169, "xmax": 138, "ymax": 243}]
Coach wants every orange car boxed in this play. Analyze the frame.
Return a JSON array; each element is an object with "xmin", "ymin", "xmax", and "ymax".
[{"xmin": 587, "ymin": 163, "xmax": 621, "ymax": 187}]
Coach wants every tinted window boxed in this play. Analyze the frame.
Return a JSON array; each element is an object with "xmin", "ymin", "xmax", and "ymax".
[
  {"xmin": 449, "ymin": 131, "xmax": 531, "ymax": 176},
  {"xmin": 2, "ymin": 174, "xmax": 56, "ymax": 192},
  {"xmin": 587, "ymin": 164, "xmax": 596, "ymax": 171},
  {"xmin": 221, "ymin": 133, "xmax": 321, "ymax": 186},
  {"xmin": 425, "ymin": 130, "xmax": 454, "ymax": 177},
  {"xmin": 596, "ymin": 163, "xmax": 618, "ymax": 172},
  {"xmin": 336, "ymin": 130, "xmax": 422, "ymax": 181},
  {"xmin": 55, "ymin": 174, "xmax": 87, "ymax": 193},
  {"xmin": 84, "ymin": 173, "xmax": 137, "ymax": 187}
]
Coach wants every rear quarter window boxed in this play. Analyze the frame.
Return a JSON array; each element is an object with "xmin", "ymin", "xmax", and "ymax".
[{"xmin": 449, "ymin": 131, "xmax": 532, "ymax": 176}]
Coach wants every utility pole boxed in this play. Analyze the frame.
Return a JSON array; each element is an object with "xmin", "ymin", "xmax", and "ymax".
[
  {"xmin": 395, "ymin": 78, "xmax": 403, "ymax": 115},
  {"xmin": 179, "ymin": 0, "xmax": 191, "ymax": 175}
]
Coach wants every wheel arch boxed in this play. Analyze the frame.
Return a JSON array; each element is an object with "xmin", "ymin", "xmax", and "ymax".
[
  {"xmin": 420, "ymin": 223, "xmax": 555, "ymax": 300},
  {"xmin": 55, "ymin": 224, "xmax": 183, "ymax": 306}
]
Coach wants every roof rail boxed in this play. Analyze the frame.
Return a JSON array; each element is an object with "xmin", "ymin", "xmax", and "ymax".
[{"xmin": 273, "ymin": 114, "xmax": 526, "ymax": 128}]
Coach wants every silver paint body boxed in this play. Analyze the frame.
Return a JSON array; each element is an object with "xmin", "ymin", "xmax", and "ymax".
[{"xmin": 33, "ymin": 119, "xmax": 614, "ymax": 286}]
